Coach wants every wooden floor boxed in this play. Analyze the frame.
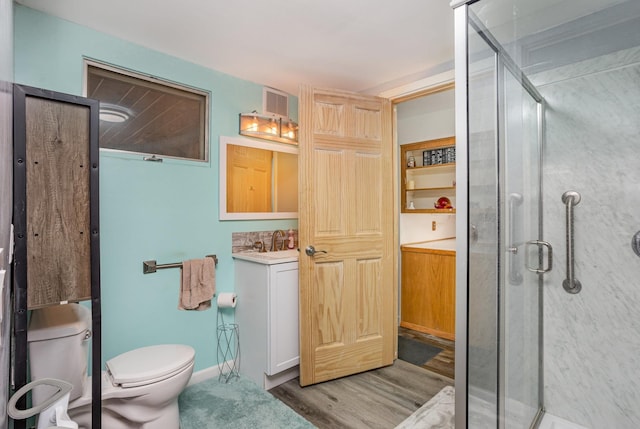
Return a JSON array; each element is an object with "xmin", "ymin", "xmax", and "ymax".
[
  {"xmin": 398, "ymin": 326, "xmax": 455, "ymax": 380},
  {"xmin": 269, "ymin": 329, "xmax": 455, "ymax": 429}
]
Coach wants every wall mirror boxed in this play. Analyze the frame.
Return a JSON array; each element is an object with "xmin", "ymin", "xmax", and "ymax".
[{"xmin": 219, "ymin": 136, "xmax": 298, "ymax": 220}]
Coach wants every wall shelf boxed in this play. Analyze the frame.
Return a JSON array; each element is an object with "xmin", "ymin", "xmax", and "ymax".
[
  {"xmin": 401, "ymin": 136, "xmax": 456, "ymax": 213},
  {"xmin": 407, "ymin": 186, "xmax": 456, "ymax": 193},
  {"xmin": 406, "ymin": 163, "xmax": 456, "ymax": 172},
  {"xmin": 405, "ymin": 208, "xmax": 457, "ymax": 214}
]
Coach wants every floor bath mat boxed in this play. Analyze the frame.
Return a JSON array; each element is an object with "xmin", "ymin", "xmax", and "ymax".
[
  {"xmin": 398, "ymin": 336, "xmax": 443, "ymax": 367},
  {"xmin": 179, "ymin": 376, "xmax": 314, "ymax": 429}
]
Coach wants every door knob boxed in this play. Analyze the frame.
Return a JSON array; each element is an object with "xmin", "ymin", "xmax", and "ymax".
[{"xmin": 305, "ymin": 245, "xmax": 327, "ymax": 257}]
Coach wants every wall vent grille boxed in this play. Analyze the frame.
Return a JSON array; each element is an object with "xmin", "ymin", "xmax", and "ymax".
[{"xmin": 263, "ymin": 87, "xmax": 288, "ymax": 118}]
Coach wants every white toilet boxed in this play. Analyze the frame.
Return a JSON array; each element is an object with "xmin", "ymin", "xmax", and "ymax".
[{"xmin": 27, "ymin": 303, "xmax": 195, "ymax": 429}]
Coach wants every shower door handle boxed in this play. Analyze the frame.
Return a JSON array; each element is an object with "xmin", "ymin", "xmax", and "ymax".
[{"xmin": 525, "ymin": 240, "xmax": 553, "ymax": 274}]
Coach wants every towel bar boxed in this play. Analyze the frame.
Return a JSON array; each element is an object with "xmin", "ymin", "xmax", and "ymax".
[{"xmin": 143, "ymin": 255, "xmax": 218, "ymax": 274}]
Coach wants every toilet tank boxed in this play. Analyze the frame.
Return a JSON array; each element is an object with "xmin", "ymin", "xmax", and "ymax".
[{"xmin": 28, "ymin": 303, "xmax": 92, "ymax": 404}]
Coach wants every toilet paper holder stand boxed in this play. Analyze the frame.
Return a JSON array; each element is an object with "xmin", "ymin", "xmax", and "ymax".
[{"xmin": 217, "ymin": 300, "xmax": 240, "ymax": 383}]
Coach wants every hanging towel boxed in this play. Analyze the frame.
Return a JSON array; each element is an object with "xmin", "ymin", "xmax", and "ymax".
[{"xmin": 179, "ymin": 257, "xmax": 216, "ymax": 311}]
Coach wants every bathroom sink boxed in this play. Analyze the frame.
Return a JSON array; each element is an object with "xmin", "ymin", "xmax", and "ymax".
[{"xmin": 232, "ymin": 249, "xmax": 300, "ymax": 264}]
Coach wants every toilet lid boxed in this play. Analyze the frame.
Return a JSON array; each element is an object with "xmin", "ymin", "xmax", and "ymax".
[{"xmin": 106, "ymin": 344, "xmax": 195, "ymax": 388}]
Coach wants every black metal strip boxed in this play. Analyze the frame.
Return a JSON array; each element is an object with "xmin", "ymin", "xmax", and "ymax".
[
  {"xmin": 12, "ymin": 83, "xmax": 28, "ymax": 429},
  {"xmin": 88, "ymin": 93, "xmax": 102, "ymax": 429}
]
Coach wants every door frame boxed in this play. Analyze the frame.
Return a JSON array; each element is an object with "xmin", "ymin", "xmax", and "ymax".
[
  {"xmin": 378, "ymin": 69, "xmax": 456, "ymax": 329},
  {"xmin": 382, "ymin": 72, "xmax": 462, "ymax": 422}
]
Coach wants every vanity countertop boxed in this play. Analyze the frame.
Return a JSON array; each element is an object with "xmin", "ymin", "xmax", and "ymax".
[
  {"xmin": 400, "ymin": 238, "xmax": 456, "ymax": 254},
  {"xmin": 232, "ymin": 249, "xmax": 300, "ymax": 265}
]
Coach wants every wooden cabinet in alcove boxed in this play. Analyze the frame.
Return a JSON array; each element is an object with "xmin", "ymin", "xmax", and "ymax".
[{"xmin": 400, "ymin": 241, "xmax": 455, "ymax": 340}]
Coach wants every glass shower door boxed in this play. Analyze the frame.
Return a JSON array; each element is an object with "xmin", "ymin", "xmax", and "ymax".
[
  {"xmin": 466, "ymin": 16, "xmax": 500, "ymax": 428},
  {"xmin": 501, "ymin": 63, "xmax": 543, "ymax": 429},
  {"xmin": 466, "ymin": 8, "xmax": 544, "ymax": 428}
]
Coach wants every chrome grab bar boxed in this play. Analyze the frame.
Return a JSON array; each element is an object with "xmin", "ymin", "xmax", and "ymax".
[
  {"xmin": 508, "ymin": 193, "xmax": 523, "ymax": 285},
  {"xmin": 561, "ymin": 191, "xmax": 582, "ymax": 294}
]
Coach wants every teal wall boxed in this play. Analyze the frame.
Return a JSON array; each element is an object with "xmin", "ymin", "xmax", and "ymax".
[{"xmin": 14, "ymin": 5, "xmax": 298, "ymax": 372}]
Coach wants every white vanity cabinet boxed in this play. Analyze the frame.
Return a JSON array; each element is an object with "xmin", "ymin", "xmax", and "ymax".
[{"xmin": 233, "ymin": 255, "xmax": 299, "ymax": 390}]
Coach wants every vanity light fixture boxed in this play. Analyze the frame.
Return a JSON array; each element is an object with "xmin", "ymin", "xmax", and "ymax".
[{"xmin": 239, "ymin": 111, "xmax": 298, "ymax": 144}]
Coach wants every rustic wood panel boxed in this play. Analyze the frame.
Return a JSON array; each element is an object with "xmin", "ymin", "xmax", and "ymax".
[
  {"xmin": 401, "ymin": 249, "xmax": 456, "ymax": 340},
  {"xmin": 269, "ymin": 359, "xmax": 453, "ymax": 429},
  {"xmin": 25, "ymin": 97, "xmax": 91, "ymax": 308}
]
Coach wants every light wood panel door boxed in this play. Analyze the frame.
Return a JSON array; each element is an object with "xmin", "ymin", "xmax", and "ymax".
[{"xmin": 298, "ymin": 85, "xmax": 396, "ymax": 386}]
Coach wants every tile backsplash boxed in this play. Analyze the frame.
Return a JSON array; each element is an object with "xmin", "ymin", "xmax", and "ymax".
[{"xmin": 232, "ymin": 229, "xmax": 298, "ymax": 253}]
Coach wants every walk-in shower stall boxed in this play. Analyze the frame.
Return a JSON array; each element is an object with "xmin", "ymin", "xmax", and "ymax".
[{"xmin": 453, "ymin": 0, "xmax": 640, "ymax": 427}]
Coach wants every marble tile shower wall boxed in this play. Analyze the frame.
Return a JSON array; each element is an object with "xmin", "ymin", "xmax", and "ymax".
[
  {"xmin": 534, "ymin": 46, "xmax": 640, "ymax": 428},
  {"xmin": 232, "ymin": 230, "xmax": 298, "ymax": 253}
]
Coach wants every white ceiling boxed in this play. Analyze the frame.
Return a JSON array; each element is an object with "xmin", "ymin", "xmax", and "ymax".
[
  {"xmin": 17, "ymin": 0, "xmax": 626, "ymax": 97},
  {"xmin": 15, "ymin": 0, "xmax": 457, "ymax": 96}
]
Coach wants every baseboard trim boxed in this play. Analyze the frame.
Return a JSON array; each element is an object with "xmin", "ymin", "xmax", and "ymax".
[
  {"xmin": 263, "ymin": 365, "xmax": 299, "ymax": 390},
  {"xmin": 187, "ymin": 361, "xmax": 234, "ymax": 386}
]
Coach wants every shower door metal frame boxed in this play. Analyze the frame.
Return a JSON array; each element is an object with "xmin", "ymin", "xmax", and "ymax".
[
  {"xmin": 454, "ymin": 2, "xmax": 547, "ymax": 428},
  {"xmin": 453, "ymin": 5, "xmax": 470, "ymax": 428}
]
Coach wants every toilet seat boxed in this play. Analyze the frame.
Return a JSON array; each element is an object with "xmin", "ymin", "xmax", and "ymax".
[{"xmin": 106, "ymin": 344, "xmax": 195, "ymax": 388}]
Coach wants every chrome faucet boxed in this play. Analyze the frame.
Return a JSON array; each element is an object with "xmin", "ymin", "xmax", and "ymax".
[{"xmin": 270, "ymin": 230, "xmax": 286, "ymax": 252}]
